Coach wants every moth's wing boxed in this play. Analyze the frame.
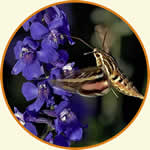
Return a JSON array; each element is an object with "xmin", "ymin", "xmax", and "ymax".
[
  {"xmin": 50, "ymin": 67, "xmax": 110, "ymax": 97},
  {"xmin": 78, "ymin": 79, "xmax": 110, "ymax": 97},
  {"xmin": 95, "ymin": 24, "xmax": 112, "ymax": 53},
  {"xmin": 50, "ymin": 67, "xmax": 104, "ymax": 90}
]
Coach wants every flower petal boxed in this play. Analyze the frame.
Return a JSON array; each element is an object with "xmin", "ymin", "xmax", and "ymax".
[
  {"xmin": 53, "ymin": 87, "xmax": 72, "ymax": 97},
  {"xmin": 27, "ymin": 97, "xmax": 45, "ymax": 112},
  {"xmin": 44, "ymin": 9, "xmax": 54, "ymax": 26},
  {"xmin": 54, "ymin": 118, "xmax": 63, "ymax": 134},
  {"xmin": 42, "ymin": 109, "xmax": 57, "ymax": 117},
  {"xmin": 11, "ymin": 60, "xmax": 25, "ymax": 75},
  {"xmin": 55, "ymin": 101, "xmax": 70, "ymax": 116},
  {"xmin": 45, "ymin": 97, "xmax": 55, "ymax": 108},
  {"xmin": 23, "ymin": 36, "xmax": 39, "ymax": 50},
  {"xmin": 24, "ymin": 122, "xmax": 37, "ymax": 136},
  {"xmin": 44, "ymin": 132, "xmax": 53, "ymax": 142},
  {"xmin": 37, "ymin": 48, "xmax": 59, "ymax": 64},
  {"xmin": 48, "ymin": 17, "xmax": 64, "ymax": 30},
  {"xmin": 23, "ymin": 110, "xmax": 37, "ymax": 122},
  {"xmin": 14, "ymin": 107, "xmax": 24, "ymax": 124},
  {"xmin": 68, "ymin": 127, "xmax": 83, "ymax": 141},
  {"xmin": 44, "ymin": 6, "xmax": 62, "ymax": 28},
  {"xmin": 52, "ymin": 6, "xmax": 61, "ymax": 16},
  {"xmin": 22, "ymin": 82, "xmax": 38, "ymax": 101},
  {"xmin": 55, "ymin": 50, "xmax": 69, "ymax": 67},
  {"xmin": 14, "ymin": 41, "xmax": 23, "ymax": 59},
  {"xmin": 60, "ymin": 27, "xmax": 75, "ymax": 45},
  {"xmin": 50, "ymin": 68, "xmax": 62, "ymax": 80},
  {"xmin": 53, "ymin": 134, "xmax": 70, "ymax": 147},
  {"xmin": 59, "ymin": 50, "xmax": 69, "ymax": 61},
  {"xmin": 44, "ymin": 6, "xmax": 61, "ymax": 25},
  {"xmin": 65, "ymin": 32, "xmax": 75, "ymax": 45},
  {"xmin": 30, "ymin": 22, "xmax": 49, "ymax": 40},
  {"xmin": 22, "ymin": 59, "xmax": 43, "ymax": 80},
  {"xmin": 41, "ymin": 38, "xmax": 58, "ymax": 49},
  {"xmin": 22, "ymin": 15, "xmax": 37, "ymax": 31},
  {"xmin": 22, "ymin": 22, "xmax": 30, "ymax": 32}
]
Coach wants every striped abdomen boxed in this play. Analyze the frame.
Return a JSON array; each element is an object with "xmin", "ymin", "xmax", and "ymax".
[
  {"xmin": 110, "ymin": 70, "xmax": 144, "ymax": 99},
  {"xmin": 94, "ymin": 49, "xmax": 144, "ymax": 99}
]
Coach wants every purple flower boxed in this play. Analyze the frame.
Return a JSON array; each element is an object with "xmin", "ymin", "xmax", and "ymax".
[
  {"xmin": 44, "ymin": 132, "xmax": 53, "ymax": 142},
  {"xmin": 14, "ymin": 107, "xmax": 55, "ymax": 136},
  {"xmin": 22, "ymin": 81, "xmax": 54, "ymax": 112},
  {"xmin": 11, "ymin": 36, "xmax": 43, "ymax": 80},
  {"xmin": 11, "ymin": 5, "xmax": 85, "ymax": 147},
  {"xmin": 37, "ymin": 43, "xmax": 59, "ymax": 65},
  {"xmin": 54, "ymin": 101, "xmax": 83, "ymax": 141},
  {"xmin": 42, "ymin": 100, "xmax": 84, "ymax": 145},
  {"xmin": 23, "ymin": 110, "xmax": 54, "ymax": 128},
  {"xmin": 50, "ymin": 67, "xmax": 63, "ymax": 80},
  {"xmin": 38, "ymin": 48, "xmax": 69, "ymax": 67},
  {"xmin": 45, "ymin": 49, "xmax": 69, "ymax": 68},
  {"xmin": 43, "ymin": 6, "xmax": 63, "ymax": 27},
  {"xmin": 14, "ymin": 107, "xmax": 38, "ymax": 136},
  {"xmin": 30, "ymin": 23, "xmax": 65, "ymax": 49},
  {"xmin": 48, "ymin": 62, "xmax": 75, "ymax": 100},
  {"xmin": 11, "ymin": 36, "xmax": 64, "ymax": 80},
  {"xmin": 30, "ymin": 6, "xmax": 74, "ymax": 49},
  {"xmin": 49, "ymin": 67, "xmax": 72, "ymax": 100},
  {"xmin": 22, "ymin": 12, "xmax": 43, "ymax": 31},
  {"xmin": 53, "ymin": 134, "xmax": 70, "ymax": 147},
  {"xmin": 44, "ymin": 132, "xmax": 70, "ymax": 147},
  {"xmin": 55, "ymin": 49, "xmax": 69, "ymax": 68},
  {"xmin": 44, "ymin": 6, "xmax": 75, "ymax": 45},
  {"xmin": 53, "ymin": 86, "xmax": 72, "ymax": 101}
]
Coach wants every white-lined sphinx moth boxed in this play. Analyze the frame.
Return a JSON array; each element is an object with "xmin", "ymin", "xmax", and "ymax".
[
  {"xmin": 50, "ymin": 66, "xmax": 110, "ymax": 97},
  {"xmin": 50, "ymin": 25, "xmax": 144, "ymax": 99}
]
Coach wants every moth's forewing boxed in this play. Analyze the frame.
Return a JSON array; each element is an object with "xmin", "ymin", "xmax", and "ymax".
[
  {"xmin": 50, "ymin": 67, "xmax": 110, "ymax": 97},
  {"xmin": 95, "ymin": 24, "xmax": 112, "ymax": 53}
]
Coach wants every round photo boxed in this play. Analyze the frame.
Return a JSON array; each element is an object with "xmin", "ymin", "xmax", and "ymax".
[{"xmin": 1, "ymin": 1, "xmax": 148, "ymax": 149}]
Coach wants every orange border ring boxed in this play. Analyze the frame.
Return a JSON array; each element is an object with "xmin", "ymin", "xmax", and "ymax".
[{"xmin": 0, "ymin": 0, "xmax": 150, "ymax": 149}]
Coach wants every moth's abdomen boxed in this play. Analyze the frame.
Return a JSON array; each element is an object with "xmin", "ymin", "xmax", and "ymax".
[{"xmin": 110, "ymin": 71, "xmax": 144, "ymax": 99}]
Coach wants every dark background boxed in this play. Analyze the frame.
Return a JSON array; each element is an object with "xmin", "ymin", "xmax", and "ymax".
[{"xmin": 3, "ymin": 3, "xmax": 147, "ymax": 147}]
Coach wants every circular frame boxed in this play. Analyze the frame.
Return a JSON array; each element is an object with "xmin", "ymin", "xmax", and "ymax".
[{"xmin": 0, "ymin": 0, "xmax": 149, "ymax": 149}]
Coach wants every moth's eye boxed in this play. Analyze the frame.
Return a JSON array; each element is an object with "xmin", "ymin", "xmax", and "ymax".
[
  {"xmin": 118, "ymin": 78, "xmax": 123, "ymax": 83},
  {"xmin": 96, "ymin": 53, "xmax": 100, "ymax": 57}
]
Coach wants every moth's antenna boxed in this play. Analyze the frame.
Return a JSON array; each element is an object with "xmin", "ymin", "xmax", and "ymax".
[
  {"xmin": 111, "ymin": 88, "xmax": 119, "ymax": 98},
  {"xmin": 102, "ymin": 31, "xmax": 108, "ymax": 50},
  {"xmin": 83, "ymin": 49, "xmax": 100, "ymax": 56},
  {"xmin": 63, "ymin": 34, "xmax": 94, "ymax": 50},
  {"xmin": 83, "ymin": 51, "xmax": 95, "ymax": 55}
]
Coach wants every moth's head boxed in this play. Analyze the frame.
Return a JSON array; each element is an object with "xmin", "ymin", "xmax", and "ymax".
[
  {"xmin": 93, "ymin": 48, "xmax": 103, "ymax": 60},
  {"xmin": 83, "ymin": 48, "xmax": 103, "ymax": 61}
]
